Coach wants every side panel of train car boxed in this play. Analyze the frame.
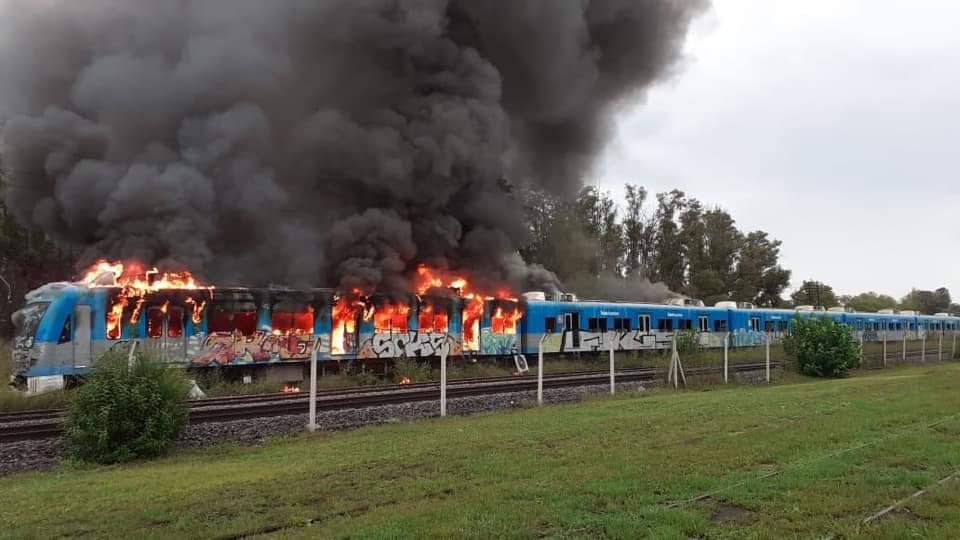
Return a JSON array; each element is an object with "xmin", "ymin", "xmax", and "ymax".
[{"xmin": 10, "ymin": 282, "xmax": 959, "ymax": 387}]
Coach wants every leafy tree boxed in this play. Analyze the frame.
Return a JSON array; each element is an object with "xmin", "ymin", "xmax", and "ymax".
[
  {"xmin": 899, "ymin": 288, "xmax": 952, "ymax": 314},
  {"xmin": 790, "ymin": 280, "xmax": 838, "ymax": 307},
  {"xmin": 0, "ymin": 163, "xmax": 77, "ymax": 337},
  {"xmin": 622, "ymin": 183, "xmax": 653, "ymax": 277},
  {"xmin": 650, "ymin": 189, "xmax": 687, "ymax": 291},
  {"xmin": 785, "ymin": 316, "xmax": 860, "ymax": 377},
  {"xmin": 735, "ymin": 231, "xmax": 791, "ymax": 307},
  {"xmin": 840, "ymin": 291, "xmax": 898, "ymax": 313}
]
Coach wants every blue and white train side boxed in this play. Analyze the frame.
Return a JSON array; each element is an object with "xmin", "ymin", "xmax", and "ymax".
[{"xmin": 9, "ymin": 283, "xmax": 960, "ymax": 391}]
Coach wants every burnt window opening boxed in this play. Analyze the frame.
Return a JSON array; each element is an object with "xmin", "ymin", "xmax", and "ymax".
[
  {"xmin": 764, "ymin": 321, "xmax": 774, "ymax": 332},
  {"xmin": 490, "ymin": 300, "xmax": 520, "ymax": 335},
  {"xmin": 613, "ymin": 318, "xmax": 623, "ymax": 331},
  {"xmin": 698, "ymin": 316, "xmax": 709, "ymax": 332},
  {"xmin": 373, "ymin": 300, "xmax": 410, "ymax": 334},
  {"xmin": 598, "ymin": 318, "xmax": 608, "ymax": 333},
  {"xmin": 658, "ymin": 319, "xmax": 674, "ymax": 332},
  {"xmin": 779, "ymin": 321, "xmax": 789, "ymax": 332},
  {"xmin": 679, "ymin": 320, "xmax": 692, "ymax": 331},
  {"xmin": 418, "ymin": 301, "xmax": 450, "ymax": 334},
  {"xmin": 147, "ymin": 307, "xmax": 164, "ymax": 338},
  {"xmin": 167, "ymin": 307, "xmax": 184, "ymax": 338},
  {"xmin": 714, "ymin": 319, "xmax": 728, "ymax": 332},
  {"xmin": 208, "ymin": 295, "xmax": 258, "ymax": 336},
  {"xmin": 749, "ymin": 317, "xmax": 761, "ymax": 332},
  {"xmin": 588, "ymin": 318, "xmax": 598, "ymax": 332},
  {"xmin": 271, "ymin": 303, "xmax": 315, "ymax": 336},
  {"xmin": 545, "ymin": 317, "xmax": 556, "ymax": 334}
]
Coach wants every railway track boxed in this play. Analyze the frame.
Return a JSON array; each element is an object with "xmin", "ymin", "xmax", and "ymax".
[{"xmin": 0, "ymin": 362, "xmax": 780, "ymax": 443}]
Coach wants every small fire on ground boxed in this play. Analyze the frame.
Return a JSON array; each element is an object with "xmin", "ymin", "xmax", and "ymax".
[{"xmin": 282, "ymin": 385, "xmax": 302, "ymax": 394}]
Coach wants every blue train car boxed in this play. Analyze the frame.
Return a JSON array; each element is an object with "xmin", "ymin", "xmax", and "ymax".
[{"xmin": 10, "ymin": 279, "xmax": 960, "ymax": 391}]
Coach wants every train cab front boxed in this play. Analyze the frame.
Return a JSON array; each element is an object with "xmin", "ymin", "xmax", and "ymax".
[{"xmin": 9, "ymin": 283, "xmax": 79, "ymax": 392}]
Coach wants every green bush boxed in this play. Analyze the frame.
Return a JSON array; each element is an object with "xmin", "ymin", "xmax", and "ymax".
[
  {"xmin": 66, "ymin": 352, "xmax": 190, "ymax": 464},
  {"xmin": 392, "ymin": 358, "xmax": 433, "ymax": 383},
  {"xmin": 674, "ymin": 330, "xmax": 702, "ymax": 354},
  {"xmin": 785, "ymin": 316, "xmax": 860, "ymax": 377}
]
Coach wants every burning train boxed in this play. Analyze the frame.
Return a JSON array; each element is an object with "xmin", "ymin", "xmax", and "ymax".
[{"xmin": 10, "ymin": 261, "xmax": 960, "ymax": 391}]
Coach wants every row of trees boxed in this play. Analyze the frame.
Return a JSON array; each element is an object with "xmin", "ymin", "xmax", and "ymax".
[
  {"xmin": 0, "ymin": 191, "xmax": 76, "ymax": 337},
  {"xmin": 790, "ymin": 280, "xmax": 959, "ymax": 315},
  {"xmin": 521, "ymin": 184, "xmax": 792, "ymax": 306}
]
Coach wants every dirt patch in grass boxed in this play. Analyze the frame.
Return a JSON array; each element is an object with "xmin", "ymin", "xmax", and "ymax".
[{"xmin": 710, "ymin": 502, "xmax": 754, "ymax": 523}]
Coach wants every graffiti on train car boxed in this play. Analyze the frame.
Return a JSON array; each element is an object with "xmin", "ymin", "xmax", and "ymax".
[
  {"xmin": 190, "ymin": 332, "xmax": 326, "ymax": 366},
  {"xmin": 480, "ymin": 328, "xmax": 518, "ymax": 355},
  {"xmin": 356, "ymin": 332, "xmax": 462, "ymax": 358}
]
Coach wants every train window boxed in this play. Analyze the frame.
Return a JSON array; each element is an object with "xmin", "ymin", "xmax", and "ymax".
[
  {"xmin": 598, "ymin": 318, "xmax": 608, "ymax": 333},
  {"xmin": 272, "ymin": 308, "xmax": 314, "ymax": 336},
  {"xmin": 679, "ymin": 320, "xmax": 693, "ymax": 330},
  {"xmin": 613, "ymin": 318, "xmax": 622, "ymax": 331},
  {"xmin": 749, "ymin": 317, "xmax": 761, "ymax": 332},
  {"xmin": 638, "ymin": 315, "xmax": 651, "ymax": 333},
  {"xmin": 545, "ymin": 317, "xmax": 556, "ymax": 334},
  {"xmin": 698, "ymin": 316, "xmax": 709, "ymax": 332},
  {"xmin": 58, "ymin": 316, "xmax": 72, "ymax": 344},
  {"xmin": 621, "ymin": 318, "xmax": 631, "ymax": 331},
  {"xmin": 167, "ymin": 307, "xmax": 184, "ymax": 338},
  {"xmin": 147, "ymin": 307, "xmax": 164, "ymax": 338},
  {"xmin": 208, "ymin": 299, "xmax": 258, "ymax": 336},
  {"xmin": 715, "ymin": 319, "xmax": 728, "ymax": 332},
  {"xmin": 588, "ymin": 318, "xmax": 599, "ymax": 332},
  {"xmin": 778, "ymin": 321, "xmax": 789, "ymax": 332},
  {"xmin": 764, "ymin": 321, "xmax": 774, "ymax": 332},
  {"xmin": 658, "ymin": 319, "xmax": 674, "ymax": 332}
]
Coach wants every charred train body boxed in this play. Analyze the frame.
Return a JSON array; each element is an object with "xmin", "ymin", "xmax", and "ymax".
[{"xmin": 10, "ymin": 284, "xmax": 960, "ymax": 390}]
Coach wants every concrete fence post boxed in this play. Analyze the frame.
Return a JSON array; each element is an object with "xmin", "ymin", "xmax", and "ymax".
[
  {"xmin": 882, "ymin": 332, "xmax": 887, "ymax": 368},
  {"xmin": 537, "ymin": 335, "xmax": 546, "ymax": 405},
  {"xmin": 765, "ymin": 332, "xmax": 771, "ymax": 383},
  {"xmin": 859, "ymin": 333, "xmax": 865, "ymax": 365},
  {"xmin": 902, "ymin": 332, "xmax": 907, "ymax": 363},
  {"xmin": 723, "ymin": 332, "xmax": 729, "ymax": 384},
  {"xmin": 953, "ymin": 330, "xmax": 957, "ymax": 360},
  {"xmin": 609, "ymin": 333, "xmax": 615, "ymax": 395},
  {"xmin": 440, "ymin": 350, "xmax": 448, "ymax": 417},
  {"xmin": 922, "ymin": 333, "xmax": 926, "ymax": 363},
  {"xmin": 307, "ymin": 337, "xmax": 320, "ymax": 432},
  {"xmin": 939, "ymin": 333, "xmax": 943, "ymax": 363}
]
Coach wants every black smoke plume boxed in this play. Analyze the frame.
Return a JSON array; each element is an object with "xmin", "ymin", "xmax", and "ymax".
[{"xmin": 0, "ymin": 0, "xmax": 707, "ymax": 294}]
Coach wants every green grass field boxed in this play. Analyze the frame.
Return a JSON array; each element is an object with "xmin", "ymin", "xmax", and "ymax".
[{"xmin": 2, "ymin": 364, "xmax": 960, "ymax": 538}]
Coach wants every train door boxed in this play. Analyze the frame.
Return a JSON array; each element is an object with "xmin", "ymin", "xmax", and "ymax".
[
  {"xmin": 145, "ymin": 305, "xmax": 187, "ymax": 363},
  {"xmin": 638, "ymin": 314, "xmax": 651, "ymax": 333},
  {"xmin": 563, "ymin": 312, "xmax": 580, "ymax": 349},
  {"xmin": 73, "ymin": 305, "xmax": 92, "ymax": 368}
]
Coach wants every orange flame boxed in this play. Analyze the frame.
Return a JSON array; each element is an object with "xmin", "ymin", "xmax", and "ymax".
[
  {"xmin": 492, "ymin": 305, "xmax": 521, "ymax": 335},
  {"xmin": 332, "ymin": 292, "xmax": 365, "ymax": 355},
  {"xmin": 413, "ymin": 264, "xmax": 521, "ymax": 350},
  {"xmin": 80, "ymin": 260, "xmax": 213, "ymax": 339},
  {"xmin": 374, "ymin": 302, "xmax": 410, "ymax": 333},
  {"xmin": 282, "ymin": 385, "xmax": 301, "ymax": 394},
  {"xmin": 399, "ymin": 377, "xmax": 412, "ymax": 385}
]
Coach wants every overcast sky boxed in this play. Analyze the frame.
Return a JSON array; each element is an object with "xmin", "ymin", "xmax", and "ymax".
[{"xmin": 597, "ymin": 0, "xmax": 959, "ymax": 301}]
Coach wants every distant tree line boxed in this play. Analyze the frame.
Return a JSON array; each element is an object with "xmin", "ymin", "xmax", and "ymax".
[
  {"xmin": 520, "ymin": 184, "xmax": 792, "ymax": 306},
  {"xmin": 0, "ymin": 169, "xmax": 76, "ymax": 337},
  {"xmin": 791, "ymin": 279, "xmax": 958, "ymax": 315}
]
